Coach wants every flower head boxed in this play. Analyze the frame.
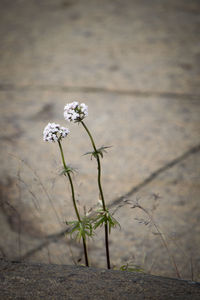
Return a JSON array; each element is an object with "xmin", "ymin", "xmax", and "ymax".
[
  {"xmin": 64, "ymin": 101, "xmax": 88, "ymax": 122},
  {"xmin": 43, "ymin": 122, "xmax": 69, "ymax": 142}
]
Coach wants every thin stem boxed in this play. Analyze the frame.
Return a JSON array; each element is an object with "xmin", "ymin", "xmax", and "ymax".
[
  {"xmin": 81, "ymin": 121, "xmax": 105, "ymax": 209},
  {"xmin": 104, "ymin": 219, "xmax": 111, "ymax": 269},
  {"xmin": 66, "ymin": 171, "xmax": 81, "ymax": 222},
  {"xmin": 58, "ymin": 140, "xmax": 89, "ymax": 267},
  {"xmin": 81, "ymin": 121, "xmax": 111, "ymax": 269}
]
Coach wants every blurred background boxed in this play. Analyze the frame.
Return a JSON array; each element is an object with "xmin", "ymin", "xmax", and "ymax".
[{"xmin": 0, "ymin": 0, "xmax": 200, "ymax": 280}]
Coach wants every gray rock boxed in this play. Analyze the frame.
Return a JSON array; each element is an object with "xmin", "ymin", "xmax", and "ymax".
[{"xmin": 0, "ymin": 0, "xmax": 199, "ymax": 281}]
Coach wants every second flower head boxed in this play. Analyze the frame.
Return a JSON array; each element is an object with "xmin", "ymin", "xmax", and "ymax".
[{"xmin": 64, "ymin": 101, "xmax": 88, "ymax": 123}]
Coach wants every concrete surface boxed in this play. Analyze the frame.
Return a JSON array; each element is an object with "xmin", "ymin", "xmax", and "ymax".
[{"xmin": 0, "ymin": 0, "xmax": 200, "ymax": 281}]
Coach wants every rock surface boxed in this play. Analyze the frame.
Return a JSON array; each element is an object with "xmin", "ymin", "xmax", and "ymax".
[
  {"xmin": 1, "ymin": 259, "xmax": 200, "ymax": 300},
  {"xmin": 0, "ymin": 0, "xmax": 200, "ymax": 281}
]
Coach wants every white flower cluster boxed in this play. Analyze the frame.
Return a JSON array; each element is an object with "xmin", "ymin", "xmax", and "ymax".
[
  {"xmin": 64, "ymin": 101, "xmax": 88, "ymax": 122},
  {"xmin": 43, "ymin": 123, "xmax": 69, "ymax": 142}
]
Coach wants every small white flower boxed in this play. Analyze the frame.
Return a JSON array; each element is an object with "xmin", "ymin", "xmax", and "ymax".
[
  {"xmin": 43, "ymin": 122, "xmax": 69, "ymax": 142},
  {"xmin": 64, "ymin": 101, "xmax": 88, "ymax": 122}
]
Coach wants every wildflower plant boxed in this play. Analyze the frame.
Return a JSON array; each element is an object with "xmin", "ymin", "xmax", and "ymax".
[
  {"xmin": 43, "ymin": 122, "xmax": 91, "ymax": 267},
  {"xmin": 64, "ymin": 101, "xmax": 120, "ymax": 269},
  {"xmin": 38, "ymin": 103, "xmax": 191, "ymax": 277}
]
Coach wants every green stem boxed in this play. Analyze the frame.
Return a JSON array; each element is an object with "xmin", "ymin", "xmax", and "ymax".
[
  {"xmin": 58, "ymin": 140, "xmax": 89, "ymax": 267},
  {"xmin": 81, "ymin": 121, "xmax": 111, "ymax": 269}
]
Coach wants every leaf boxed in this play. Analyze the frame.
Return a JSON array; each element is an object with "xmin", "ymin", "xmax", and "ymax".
[
  {"xmin": 65, "ymin": 217, "xmax": 94, "ymax": 241},
  {"xmin": 83, "ymin": 146, "xmax": 112, "ymax": 160},
  {"xmin": 93, "ymin": 217, "xmax": 105, "ymax": 230},
  {"xmin": 60, "ymin": 166, "xmax": 75, "ymax": 176},
  {"xmin": 120, "ymin": 263, "xmax": 145, "ymax": 273},
  {"xmin": 93, "ymin": 208, "xmax": 120, "ymax": 233}
]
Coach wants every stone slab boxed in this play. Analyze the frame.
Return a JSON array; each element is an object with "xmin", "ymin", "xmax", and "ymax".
[
  {"xmin": 0, "ymin": 259, "xmax": 200, "ymax": 300},
  {"xmin": 0, "ymin": 0, "xmax": 200, "ymax": 281}
]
